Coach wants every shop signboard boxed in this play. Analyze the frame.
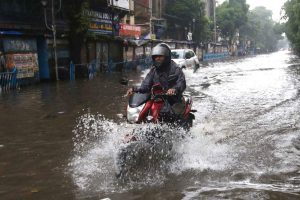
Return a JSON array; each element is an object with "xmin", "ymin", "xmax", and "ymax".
[
  {"xmin": 85, "ymin": 10, "xmax": 119, "ymax": 36},
  {"xmin": 108, "ymin": 0, "xmax": 130, "ymax": 10},
  {"xmin": 119, "ymin": 23, "xmax": 141, "ymax": 38}
]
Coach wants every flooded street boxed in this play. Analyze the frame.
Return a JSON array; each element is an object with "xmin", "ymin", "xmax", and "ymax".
[{"xmin": 1, "ymin": 51, "xmax": 300, "ymax": 199}]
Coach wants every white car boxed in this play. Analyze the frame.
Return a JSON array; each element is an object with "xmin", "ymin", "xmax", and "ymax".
[{"xmin": 171, "ymin": 49, "xmax": 200, "ymax": 70}]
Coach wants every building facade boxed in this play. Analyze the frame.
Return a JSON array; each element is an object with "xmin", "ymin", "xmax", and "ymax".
[
  {"xmin": 0, "ymin": 0, "xmax": 135, "ymax": 80},
  {"xmin": 0, "ymin": 0, "xmax": 69, "ymax": 81},
  {"xmin": 133, "ymin": 0, "xmax": 167, "ymax": 40}
]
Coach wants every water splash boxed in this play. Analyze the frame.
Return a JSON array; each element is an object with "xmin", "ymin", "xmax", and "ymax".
[
  {"xmin": 69, "ymin": 113, "xmax": 124, "ymax": 191},
  {"xmin": 69, "ymin": 114, "xmax": 180, "ymax": 190},
  {"xmin": 68, "ymin": 110, "xmax": 235, "ymax": 194},
  {"xmin": 170, "ymin": 122, "xmax": 234, "ymax": 174}
]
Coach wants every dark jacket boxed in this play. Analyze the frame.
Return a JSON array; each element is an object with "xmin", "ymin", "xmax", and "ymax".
[{"xmin": 133, "ymin": 60, "xmax": 186, "ymax": 96}]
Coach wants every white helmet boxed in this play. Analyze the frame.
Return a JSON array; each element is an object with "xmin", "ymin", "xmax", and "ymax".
[
  {"xmin": 151, "ymin": 43, "xmax": 171, "ymax": 58},
  {"xmin": 151, "ymin": 43, "xmax": 171, "ymax": 69}
]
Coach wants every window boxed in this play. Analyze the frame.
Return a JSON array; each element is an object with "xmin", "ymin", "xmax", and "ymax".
[
  {"xmin": 185, "ymin": 51, "xmax": 191, "ymax": 59},
  {"xmin": 189, "ymin": 51, "xmax": 195, "ymax": 57},
  {"xmin": 171, "ymin": 51, "xmax": 184, "ymax": 59},
  {"xmin": 185, "ymin": 51, "xmax": 195, "ymax": 59}
]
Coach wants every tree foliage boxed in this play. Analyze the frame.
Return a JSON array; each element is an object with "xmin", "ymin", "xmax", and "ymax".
[
  {"xmin": 283, "ymin": 0, "xmax": 300, "ymax": 54},
  {"xmin": 216, "ymin": 0, "xmax": 249, "ymax": 43},
  {"xmin": 240, "ymin": 6, "xmax": 284, "ymax": 52},
  {"xmin": 166, "ymin": 0, "xmax": 210, "ymax": 42},
  {"xmin": 63, "ymin": 0, "xmax": 91, "ymax": 37}
]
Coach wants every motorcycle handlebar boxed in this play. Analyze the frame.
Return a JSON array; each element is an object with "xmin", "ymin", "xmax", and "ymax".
[
  {"xmin": 152, "ymin": 87, "xmax": 177, "ymax": 96},
  {"xmin": 152, "ymin": 92, "xmax": 176, "ymax": 98}
]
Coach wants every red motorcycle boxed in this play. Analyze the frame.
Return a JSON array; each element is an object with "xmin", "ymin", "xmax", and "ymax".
[
  {"xmin": 126, "ymin": 84, "xmax": 195, "ymax": 129},
  {"xmin": 115, "ymin": 84, "xmax": 196, "ymax": 179}
]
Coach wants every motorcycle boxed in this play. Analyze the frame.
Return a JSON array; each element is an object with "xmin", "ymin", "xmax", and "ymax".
[
  {"xmin": 115, "ymin": 84, "xmax": 196, "ymax": 179},
  {"xmin": 126, "ymin": 84, "xmax": 195, "ymax": 130},
  {"xmin": 115, "ymin": 125, "xmax": 174, "ymax": 180}
]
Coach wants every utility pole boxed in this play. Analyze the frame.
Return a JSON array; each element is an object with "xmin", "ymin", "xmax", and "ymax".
[
  {"xmin": 111, "ymin": 0, "xmax": 115, "ymax": 36},
  {"xmin": 213, "ymin": 0, "xmax": 217, "ymax": 43},
  {"xmin": 41, "ymin": 0, "xmax": 61, "ymax": 81},
  {"xmin": 192, "ymin": 18, "xmax": 195, "ymax": 40},
  {"xmin": 149, "ymin": 0, "xmax": 152, "ymax": 39},
  {"xmin": 51, "ymin": 0, "xmax": 59, "ymax": 81}
]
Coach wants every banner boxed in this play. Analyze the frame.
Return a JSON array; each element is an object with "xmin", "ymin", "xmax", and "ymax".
[
  {"xmin": 119, "ymin": 23, "xmax": 141, "ymax": 38},
  {"xmin": 5, "ymin": 53, "xmax": 39, "ymax": 78}
]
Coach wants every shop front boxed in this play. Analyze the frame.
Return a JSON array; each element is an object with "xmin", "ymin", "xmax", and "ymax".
[
  {"xmin": 119, "ymin": 23, "xmax": 142, "ymax": 62},
  {"xmin": 82, "ymin": 10, "xmax": 124, "ymax": 71},
  {"xmin": 46, "ymin": 38, "xmax": 70, "ymax": 80},
  {"xmin": 1, "ymin": 37, "xmax": 39, "ymax": 82}
]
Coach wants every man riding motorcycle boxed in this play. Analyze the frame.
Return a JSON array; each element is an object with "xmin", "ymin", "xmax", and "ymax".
[{"xmin": 126, "ymin": 43, "xmax": 186, "ymax": 111}]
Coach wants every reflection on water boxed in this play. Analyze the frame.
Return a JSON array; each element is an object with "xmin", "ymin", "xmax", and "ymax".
[{"xmin": 1, "ymin": 51, "xmax": 300, "ymax": 199}]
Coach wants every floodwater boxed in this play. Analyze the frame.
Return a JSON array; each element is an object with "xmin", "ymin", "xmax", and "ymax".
[{"xmin": 0, "ymin": 50, "xmax": 300, "ymax": 199}]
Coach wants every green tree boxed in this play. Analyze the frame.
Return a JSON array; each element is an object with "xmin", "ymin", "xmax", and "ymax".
[
  {"xmin": 166, "ymin": 0, "xmax": 210, "ymax": 42},
  {"xmin": 283, "ymin": 0, "xmax": 300, "ymax": 54},
  {"xmin": 240, "ymin": 6, "xmax": 283, "ymax": 52},
  {"xmin": 64, "ymin": 0, "xmax": 91, "ymax": 35},
  {"xmin": 216, "ymin": 0, "xmax": 249, "ymax": 44}
]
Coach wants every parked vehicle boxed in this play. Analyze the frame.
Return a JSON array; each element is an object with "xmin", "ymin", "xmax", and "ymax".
[{"xmin": 171, "ymin": 49, "xmax": 200, "ymax": 71}]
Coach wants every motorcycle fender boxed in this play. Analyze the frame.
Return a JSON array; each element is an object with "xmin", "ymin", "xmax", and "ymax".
[
  {"xmin": 137, "ymin": 100, "xmax": 153, "ymax": 122},
  {"xmin": 151, "ymin": 101, "xmax": 164, "ymax": 122}
]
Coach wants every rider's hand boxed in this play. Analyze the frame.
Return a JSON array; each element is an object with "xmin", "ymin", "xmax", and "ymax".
[
  {"xmin": 167, "ymin": 88, "xmax": 176, "ymax": 96},
  {"xmin": 126, "ymin": 88, "xmax": 134, "ymax": 96}
]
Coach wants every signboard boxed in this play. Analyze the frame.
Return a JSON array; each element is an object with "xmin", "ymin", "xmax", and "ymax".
[
  {"xmin": 108, "ymin": 0, "xmax": 129, "ymax": 10},
  {"xmin": 84, "ymin": 10, "xmax": 118, "ymax": 35},
  {"xmin": 5, "ymin": 53, "xmax": 39, "ymax": 78},
  {"xmin": 3, "ymin": 38, "xmax": 37, "ymax": 53},
  {"xmin": 119, "ymin": 23, "xmax": 141, "ymax": 38}
]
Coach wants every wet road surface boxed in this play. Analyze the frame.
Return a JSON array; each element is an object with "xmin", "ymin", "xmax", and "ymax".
[{"xmin": 0, "ymin": 51, "xmax": 300, "ymax": 199}]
